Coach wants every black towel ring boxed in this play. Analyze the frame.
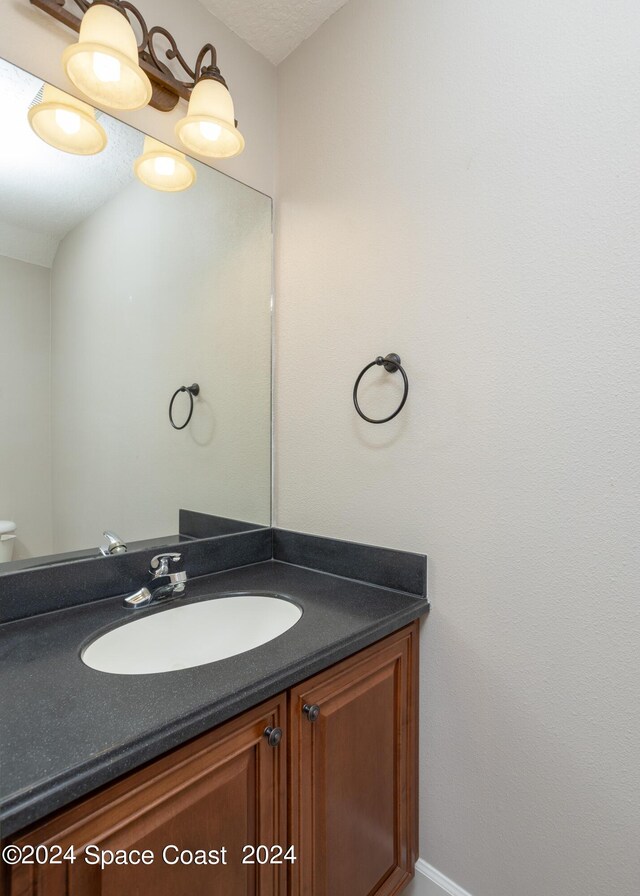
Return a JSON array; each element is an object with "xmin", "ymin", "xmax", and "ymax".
[
  {"xmin": 353, "ymin": 354, "xmax": 409, "ymax": 424},
  {"xmin": 169, "ymin": 383, "xmax": 200, "ymax": 430}
]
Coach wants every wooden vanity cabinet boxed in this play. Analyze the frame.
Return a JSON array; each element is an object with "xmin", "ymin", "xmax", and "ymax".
[
  {"xmin": 289, "ymin": 624, "xmax": 418, "ymax": 896},
  {"xmin": 5, "ymin": 623, "xmax": 418, "ymax": 896},
  {"xmin": 7, "ymin": 697, "xmax": 288, "ymax": 896}
]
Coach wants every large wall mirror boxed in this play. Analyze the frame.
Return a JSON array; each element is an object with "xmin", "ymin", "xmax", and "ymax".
[{"xmin": 0, "ymin": 57, "xmax": 272, "ymax": 571}]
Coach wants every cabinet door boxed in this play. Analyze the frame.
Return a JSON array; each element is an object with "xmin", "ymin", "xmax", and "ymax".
[
  {"xmin": 289, "ymin": 623, "xmax": 418, "ymax": 896},
  {"xmin": 8, "ymin": 695, "xmax": 287, "ymax": 896}
]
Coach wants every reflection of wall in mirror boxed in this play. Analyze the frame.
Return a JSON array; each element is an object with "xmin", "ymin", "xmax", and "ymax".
[
  {"xmin": 49, "ymin": 174, "xmax": 271, "ymax": 553},
  {"xmin": 0, "ymin": 255, "xmax": 52, "ymax": 561}
]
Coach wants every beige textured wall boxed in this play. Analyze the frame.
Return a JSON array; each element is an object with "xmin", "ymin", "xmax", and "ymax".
[
  {"xmin": 0, "ymin": 254, "xmax": 52, "ymax": 559},
  {"xmin": 276, "ymin": 1, "xmax": 640, "ymax": 894},
  {"xmin": 0, "ymin": 0, "xmax": 276, "ymax": 196}
]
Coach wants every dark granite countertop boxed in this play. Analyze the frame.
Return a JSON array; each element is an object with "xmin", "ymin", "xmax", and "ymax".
[{"xmin": 0, "ymin": 558, "xmax": 428, "ymax": 838}]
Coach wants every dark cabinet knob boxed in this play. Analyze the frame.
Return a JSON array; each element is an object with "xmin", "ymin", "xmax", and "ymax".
[
  {"xmin": 303, "ymin": 703, "xmax": 320, "ymax": 722},
  {"xmin": 264, "ymin": 726, "xmax": 282, "ymax": 747}
]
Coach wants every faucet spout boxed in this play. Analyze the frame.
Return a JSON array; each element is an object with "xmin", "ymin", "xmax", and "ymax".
[
  {"xmin": 123, "ymin": 587, "xmax": 152, "ymax": 608},
  {"xmin": 100, "ymin": 530, "xmax": 127, "ymax": 556}
]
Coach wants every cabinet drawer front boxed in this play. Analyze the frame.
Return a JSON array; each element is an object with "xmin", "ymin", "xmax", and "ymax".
[
  {"xmin": 288, "ymin": 623, "xmax": 418, "ymax": 896},
  {"xmin": 8, "ymin": 696, "xmax": 287, "ymax": 896}
]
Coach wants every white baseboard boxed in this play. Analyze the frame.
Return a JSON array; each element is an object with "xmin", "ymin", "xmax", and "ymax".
[{"xmin": 404, "ymin": 859, "xmax": 474, "ymax": 896}]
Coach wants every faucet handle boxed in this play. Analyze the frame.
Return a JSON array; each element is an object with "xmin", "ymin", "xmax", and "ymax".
[{"xmin": 150, "ymin": 552, "xmax": 182, "ymax": 577}]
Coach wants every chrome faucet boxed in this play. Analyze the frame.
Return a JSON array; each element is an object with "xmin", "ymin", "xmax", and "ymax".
[
  {"xmin": 123, "ymin": 553, "xmax": 188, "ymax": 609},
  {"xmin": 100, "ymin": 530, "xmax": 127, "ymax": 556}
]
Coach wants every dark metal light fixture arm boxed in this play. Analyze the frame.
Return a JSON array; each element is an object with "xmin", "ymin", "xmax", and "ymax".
[
  {"xmin": 146, "ymin": 26, "xmax": 197, "ymax": 87},
  {"xmin": 119, "ymin": 1, "xmax": 150, "ymax": 51},
  {"xmin": 54, "ymin": 0, "xmax": 90, "ymax": 12}
]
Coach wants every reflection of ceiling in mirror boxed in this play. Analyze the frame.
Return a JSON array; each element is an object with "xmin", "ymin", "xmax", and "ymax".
[{"xmin": 0, "ymin": 58, "xmax": 143, "ymax": 267}]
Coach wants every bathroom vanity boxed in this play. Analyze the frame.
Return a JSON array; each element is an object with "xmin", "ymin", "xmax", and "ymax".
[
  {"xmin": 0, "ymin": 529, "xmax": 428, "ymax": 896},
  {"xmin": 6, "ymin": 626, "xmax": 417, "ymax": 896}
]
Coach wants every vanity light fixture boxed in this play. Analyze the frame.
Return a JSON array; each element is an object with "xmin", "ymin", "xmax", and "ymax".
[
  {"xmin": 175, "ymin": 68, "xmax": 244, "ymax": 159},
  {"xmin": 134, "ymin": 136, "xmax": 196, "ymax": 192},
  {"xmin": 29, "ymin": 0, "xmax": 245, "ymax": 156},
  {"xmin": 62, "ymin": 0, "xmax": 152, "ymax": 110},
  {"xmin": 28, "ymin": 83, "xmax": 107, "ymax": 154}
]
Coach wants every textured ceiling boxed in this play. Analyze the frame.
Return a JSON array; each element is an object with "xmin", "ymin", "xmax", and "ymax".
[
  {"xmin": 0, "ymin": 58, "xmax": 141, "ymax": 266},
  {"xmin": 199, "ymin": 0, "xmax": 350, "ymax": 64}
]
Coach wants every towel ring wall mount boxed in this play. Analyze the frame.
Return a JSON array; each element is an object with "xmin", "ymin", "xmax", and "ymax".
[
  {"xmin": 169, "ymin": 383, "xmax": 200, "ymax": 430},
  {"xmin": 353, "ymin": 353, "xmax": 409, "ymax": 424}
]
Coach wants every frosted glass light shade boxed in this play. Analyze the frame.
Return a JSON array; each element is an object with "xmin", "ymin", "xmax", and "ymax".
[
  {"xmin": 175, "ymin": 77, "xmax": 244, "ymax": 158},
  {"xmin": 62, "ymin": 3, "xmax": 152, "ymax": 111},
  {"xmin": 28, "ymin": 84, "xmax": 107, "ymax": 155},
  {"xmin": 134, "ymin": 136, "xmax": 196, "ymax": 192}
]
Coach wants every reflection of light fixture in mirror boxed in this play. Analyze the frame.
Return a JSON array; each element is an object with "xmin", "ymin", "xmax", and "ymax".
[
  {"xmin": 27, "ymin": 83, "xmax": 107, "ymax": 155},
  {"xmin": 134, "ymin": 136, "xmax": 196, "ymax": 192},
  {"xmin": 62, "ymin": 0, "xmax": 152, "ymax": 111},
  {"xmin": 175, "ymin": 73, "xmax": 244, "ymax": 159}
]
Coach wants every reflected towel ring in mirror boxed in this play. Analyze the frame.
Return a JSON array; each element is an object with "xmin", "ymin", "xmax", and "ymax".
[
  {"xmin": 169, "ymin": 383, "xmax": 200, "ymax": 430},
  {"xmin": 353, "ymin": 354, "xmax": 409, "ymax": 424}
]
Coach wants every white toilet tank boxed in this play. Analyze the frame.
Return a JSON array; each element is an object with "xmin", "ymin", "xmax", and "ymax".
[{"xmin": 0, "ymin": 521, "xmax": 16, "ymax": 562}]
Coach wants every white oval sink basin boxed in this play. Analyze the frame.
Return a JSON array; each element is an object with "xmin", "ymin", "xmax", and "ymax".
[{"xmin": 81, "ymin": 593, "xmax": 302, "ymax": 675}]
